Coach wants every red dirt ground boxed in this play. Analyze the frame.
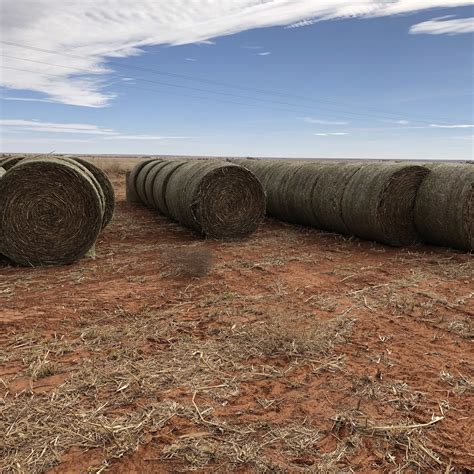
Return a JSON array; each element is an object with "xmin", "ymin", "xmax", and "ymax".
[{"xmin": 0, "ymin": 173, "xmax": 472, "ymax": 473}]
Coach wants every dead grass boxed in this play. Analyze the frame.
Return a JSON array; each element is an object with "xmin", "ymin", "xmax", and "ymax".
[
  {"xmin": 0, "ymin": 304, "xmax": 356, "ymax": 472},
  {"xmin": 162, "ymin": 245, "xmax": 214, "ymax": 278}
]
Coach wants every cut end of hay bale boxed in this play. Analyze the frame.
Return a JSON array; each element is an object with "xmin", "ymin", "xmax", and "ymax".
[
  {"xmin": 0, "ymin": 158, "xmax": 103, "ymax": 266},
  {"xmin": 194, "ymin": 164, "xmax": 266, "ymax": 239}
]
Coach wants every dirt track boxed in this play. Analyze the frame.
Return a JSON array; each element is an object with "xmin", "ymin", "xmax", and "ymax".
[{"xmin": 1, "ymin": 173, "xmax": 472, "ymax": 472}]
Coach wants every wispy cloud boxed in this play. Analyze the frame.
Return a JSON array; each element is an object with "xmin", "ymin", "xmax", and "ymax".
[
  {"xmin": 0, "ymin": 119, "xmax": 188, "ymax": 141},
  {"xmin": 2, "ymin": 1, "xmax": 471, "ymax": 106},
  {"xmin": 314, "ymin": 132, "xmax": 348, "ymax": 136},
  {"xmin": 301, "ymin": 117, "xmax": 349, "ymax": 125},
  {"xmin": 185, "ymin": 58, "xmax": 197, "ymax": 62},
  {"xmin": 0, "ymin": 119, "xmax": 116, "ymax": 135},
  {"xmin": 430, "ymin": 123, "xmax": 474, "ymax": 128},
  {"xmin": 2, "ymin": 96, "xmax": 55, "ymax": 103},
  {"xmin": 104, "ymin": 134, "xmax": 190, "ymax": 140},
  {"xmin": 410, "ymin": 16, "xmax": 474, "ymax": 35},
  {"xmin": 258, "ymin": 51, "xmax": 271, "ymax": 56}
]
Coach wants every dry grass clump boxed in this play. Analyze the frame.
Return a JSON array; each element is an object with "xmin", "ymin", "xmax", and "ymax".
[{"xmin": 163, "ymin": 245, "xmax": 214, "ymax": 278}]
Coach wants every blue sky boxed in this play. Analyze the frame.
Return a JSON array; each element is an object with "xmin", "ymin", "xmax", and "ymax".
[{"xmin": 1, "ymin": 1, "xmax": 473, "ymax": 159}]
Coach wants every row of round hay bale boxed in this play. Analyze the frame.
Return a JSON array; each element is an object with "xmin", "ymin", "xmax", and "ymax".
[
  {"xmin": 237, "ymin": 159, "xmax": 433, "ymax": 247},
  {"xmin": 415, "ymin": 164, "xmax": 473, "ymax": 251},
  {"xmin": 0, "ymin": 157, "xmax": 106, "ymax": 266},
  {"xmin": 129, "ymin": 159, "xmax": 265, "ymax": 239},
  {"xmin": 236, "ymin": 159, "xmax": 364, "ymax": 235}
]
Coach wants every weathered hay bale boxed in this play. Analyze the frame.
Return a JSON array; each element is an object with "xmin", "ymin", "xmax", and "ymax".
[
  {"xmin": 415, "ymin": 164, "xmax": 473, "ymax": 251},
  {"xmin": 238, "ymin": 159, "xmax": 363, "ymax": 235},
  {"xmin": 144, "ymin": 161, "xmax": 169, "ymax": 207},
  {"xmin": 309, "ymin": 162, "xmax": 364, "ymax": 234},
  {"xmin": 0, "ymin": 167, "xmax": 5, "ymax": 178},
  {"xmin": 73, "ymin": 158, "xmax": 116, "ymax": 228},
  {"xmin": 165, "ymin": 160, "xmax": 265, "ymax": 238},
  {"xmin": 341, "ymin": 163, "xmax": 429, "ymax": 246},
  {"xmin": 127, "ymin": 159, "xmax": 157, "ymax": 203},
  {"xmin": 0, "ymin": 158, "xmax": 103, "ymax": 266},
  {"xmin": 135, "ymin": 159, "xmax": 162, "ymax": 205},
  {"xmin": 0, "ymin": 156, "xmax": 25, "ymax": 170},
  {"xmin": 152, "ymin": 161, "xmax": 187, "ymax": 215}
]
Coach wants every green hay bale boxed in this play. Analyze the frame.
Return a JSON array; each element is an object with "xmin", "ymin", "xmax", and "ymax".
[
  {"xmin": 135, "ymin": 160, "xmax": 162, "ymax": 205},
  {"xmin": 0, "ymin": 158, "xmax": 103, "ymax": 266},
  {"xmin": 342, "ymin": 163, "xmax": 429, "ymax": 246},
  {"xmin": 127, "ymin": 159, "xmax": 157, "ymax": 203},
  {"xmin": 152, "ymin": 161, "xmax": 187, "ymax": 216},
  {"xmin": 73, "ymin": 158, "xmax": 116, "ymax": 228},
  {"xmin": 165, "ymin": 160, "xmax": 265, "ymax": 239},
  {"xmin": 415, "ymin": 164, "xmax": 473, "ymax": 251}
]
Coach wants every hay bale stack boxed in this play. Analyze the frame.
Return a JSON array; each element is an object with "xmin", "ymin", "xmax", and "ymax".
[
  {"xmin": 163, "ymin": 160, "xmax": 265, "ymax": 238},
  {"xmin": 341, "ymin": 163, "xmax": 429, "ymax": 246},
  {"xmin": 135, "ymin": 159, "xmax": 162, "ymax": 206},
  {"xmin": 126, "ymin": 159, "xmax": 157, "ymax": 203},
  {"xmin": 151, "ymin": 161, "xmax": 187, "ymax": 215},
  {"xmin": 73, "ymin": 158, "xmax": 115, "ymax": 228},
  {"xmin": 238, "ymin": 159, "xmax": 363, "ymax": 234},
  {"xmin": 415, "ymin": 164, "xmax": 473, "ymax": 251},
  {"xmin": 0, "ymin": 158, "xmax": 103, "ymax": 266}
]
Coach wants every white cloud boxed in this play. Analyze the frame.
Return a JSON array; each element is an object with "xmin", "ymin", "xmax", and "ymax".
[
  {"xmin": 314, "ymin": 132, "xmax": 348, "ymax": 136},
  {"xmin": 1, "ymin": 1, "xmax": 472, "ymax": 106},
  {"xmin": 0, "ymin": 119, "xmax": 117, "ymax": 135},
  {"xmin": 185, "ymin": 58, "xmax": 197, "ymax": 61},
  {"xmin": 430, "ymin": 123, "xmax": 474, "ymax": 128},
  {"xmin": 301, "ymin": 117, "xmax": 349, "ymax": 125},
  {"xmin": 410, "ymin": 16, "xmax": 474, "ymax": 35},
  {"xmin": 0, "ymin": 119, "xmax": 187, "ymax": 141},
  {"xmin": 104, "ymin": 134, "xmax": 190, "ymax": 140},
  {"xmin": 2, "ymin": 96, "xmax": 55, "ymax": 103},
  {"xmin": 258, "ymin": 51, "xmax": 271, "ymax": 56}
]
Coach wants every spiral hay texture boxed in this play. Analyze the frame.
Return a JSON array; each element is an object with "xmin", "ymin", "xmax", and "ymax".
[
  {"xmin": 131, "ymin": 159, "xmax": 265, "ymax": 238},
  {"xmin": 341, "ymin": 163, "xmax": 429, "ymax": 246},
  {"xmin": 415, "ymin": 164, "xmax": 473, "ymax": 251},
  {"xmin": 0, "ymin": 158, "xmax": 103, "ymax": 266}
]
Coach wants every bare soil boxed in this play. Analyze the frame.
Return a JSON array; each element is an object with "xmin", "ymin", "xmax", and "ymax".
[{"xmin": 0, "ymin": 173, "xmax": 472, "ymax": 473}]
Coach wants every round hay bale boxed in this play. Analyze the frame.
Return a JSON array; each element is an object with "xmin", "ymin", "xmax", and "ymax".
[
  {"xmin": 165, "ymin": 161, "xmax": 265, "ymax": 238},
  {"xmin": 341, "ymin": 163, "xmax": 429, "ymax": 246},
  {"xmin": 0, "ymin": 156, "xmax": 25, "ymax": 170},
  {"xmin": 415, "ymin": 164, "xmax": 473, "ymax": 251},
  {"xmin": 282, "ymin": 162, "xmax": 328, "ymax": 226},
  {"xmin": 127, "ymin": 159, "xmax": 158, "ymax": 203},
  {"xmin": 73, "ymin": 158, "xmax": 116, "ymax": 228},
  {"xmin": 0, "ymin": 167, "xmax": 5, "ymax": 178},
  {"xmin": 310, "ymin": 162, "xmax": 363, "ymax": 235},
  {"xmin": 135, "ymin": 159, "xmax": 162, "ymax": 205},
  {"xmin": 0, "ymin": 158, "xmax": 103, "ymax": 266},
  {"xmin": 152, "ymin": 161, "xmax": 187, "ymax": 215},
  {"xmin": 143, "ymin": 160, "xmax": 175, "ymax": 210}
]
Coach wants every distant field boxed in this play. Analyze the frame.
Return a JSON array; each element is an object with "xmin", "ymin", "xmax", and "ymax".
[{"xmin": 0, "ymin": 157, "xmax": 472, "ymax": 472}]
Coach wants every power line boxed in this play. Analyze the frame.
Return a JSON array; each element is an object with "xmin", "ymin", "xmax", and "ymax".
[{"xmin": 0, "ymin": 39, "xmax": 457, "ymax": 124}]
